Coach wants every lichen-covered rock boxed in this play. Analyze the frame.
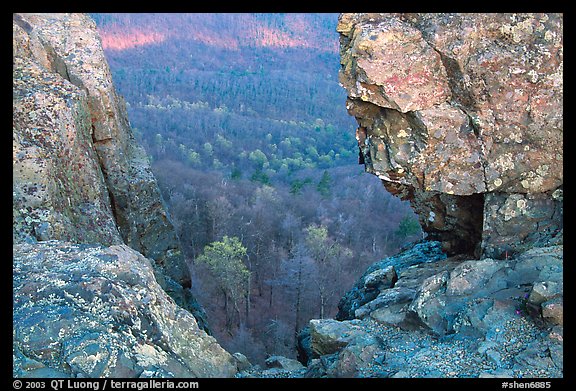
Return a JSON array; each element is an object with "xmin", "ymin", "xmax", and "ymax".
[
  {"xmin": 338, "ymin": 13, "xmax": 563, "ymax": 256},
  {"xmin": 232, "ymin": 352, "xmax": 252, "ymax": 372},
  {"xmin": 338, "ymin": 14, "xmax": 451, "ymax": 113},
  {"xmin": 13, "ymin": 13, "xmax": 224, "ymax": 376},
  {"xmin": 13, "ymin": 19, "xmax": 122, "ymax": 247},
  {"xmin": 13, "ymin": 13, "xmax": 188, "ymax": 285},
  {"xmin": 304, "ymin": 241, "xmax": 563, "ymax": 378},
  {"xmin": 265, "ymin": 356, "xmax": 305, "ymax": 371},
  {"xmin": 363, "ymin": 265, "xmax": 397, "ymax": 289},
  {"xmin": 307, "ymin": 14, "xmax": 565, "ymax": 376},
  {"xmin": 446, "ymin": 259, "xmax": 505, "ymax": 296},
  {"xmin": 406, "ymin": 271, "xmax": 451, "ymax": 334},
  {"xmin": 329, "ymin": 336, "xmax": 381, "ymax": 378},
  {"xmin": 541, "ymin": 298, "xmax": 563, "ymax": 326},
  {"xmin": 528, "ymin": 281, "xmax": 562, "ymax": 306},
  {"xmin": 336, "ymin": 240, "xmax": 446, "ymax": 320},
  {"xmin": 308, "ymin": 319, "xmax": 368, "ymax": 357},
  {"xmin": 407, "ymin": 244, "xmax": 561, "ymax": 336},
  {"xmin": 354, "ymin": 286, "xmax": 416, "ymax": 319},
  {"xmin": 13, "ymin": 241, "xmax": 237, "ymax": 378},
  {"xmin": 482, "ymin": 190, "xmax": 563, "ymax": 258}
]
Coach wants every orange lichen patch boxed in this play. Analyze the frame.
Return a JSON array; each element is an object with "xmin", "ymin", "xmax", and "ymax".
[{"xmin": 101, "ymin": 29, "xmax": 166, "ymax": 51}]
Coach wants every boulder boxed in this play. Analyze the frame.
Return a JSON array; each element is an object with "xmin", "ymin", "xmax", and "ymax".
[
  {"xmin": 308, "ymin": 319, "xmax": 367, "ymax": 357},
  {"xmin": 265, "ymin": 356, "xmax": 304, "ymax": 371},
  {"xmin": 406, "ymin": 271, "xmax": 450, "ymax": 335},
  {"xmin": 303, "ymin": 355, "xmax": 338, "ymax": 378},
  {"xmin": 363, "ymin": 266, "xmax": 397, "ymax": 290},
  {"xmin": 513, "ymin": 342, "xmax": 557, "ymax": 375},
  {"xmin": 330, "ymin": 336, "xmax": 381, "ymax": 377},
  {"xmin": 503, "ymin": 245, "xmax": 563, "ymax": 287},
  {"xmin": 541, "ymin": 297, "xmax": 563, "ymax": 326},
  {"xmin": 13, "ymin": 241, "xmax": 237, "ymax": 378},
  {"xmin": 547, "ymin": 329, "xmax": 563, "ymax": 371},
  {"xmin": 336, "ymin": 240, "xmax": 446, "ymax": 320},
  {"xmin": 370, "ymin": 304, "xmax": 408, "ymax": 327},
  {"xmin": 338, "ymin": 13, "xmax": 563, "ymax": 257},
  {"xmin": 446, "ymin": 259, "xmax": 505, "ymax": 296},
  {"xmin": 354, "ymin": 287, "xmax": 416, "ymax": 319},
  {"xmin": 528, "ymin": 281, "xmax": 562, "ymax": 306},
  {"xmin": 232, "ymin": 353, "xmax": 252, "ymax": 372}
]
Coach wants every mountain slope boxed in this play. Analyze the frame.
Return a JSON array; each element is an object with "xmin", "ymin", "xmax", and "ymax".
[{"xmin": 91, "ymin": 13, "xmax": 359, "ymax": 180}]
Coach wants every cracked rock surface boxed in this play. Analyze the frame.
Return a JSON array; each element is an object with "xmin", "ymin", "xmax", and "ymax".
[
  {"xmin": 338, "ymin": 13, "xmax": 563, "ymax": 257},
  {"xmin": 13, "ymin": 13, "xmax": 188, "ymax": 285},
  {"xmin": 13, "ymin": 241, "xmax": 237, "ymax": 378},
  {"xmin": 295, "ymin": 239, "xmax": 563, "ymax": 378}
]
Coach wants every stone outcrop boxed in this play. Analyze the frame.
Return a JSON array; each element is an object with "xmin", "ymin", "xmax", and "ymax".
[
  {"xmin": 336, "ymin": 240, "xmax": 446, "ymax": 320},
  {"xmin": 13, "ymin": 13, "xmax": 187, "ymax": 285},
  {"xmin": 13, "ymin": 13, "xmax": 232, "ymax": 377},
  {"xmin": 338, "ymin": 13, "xmax": 563, "ymax": 257},
  {"xmin": 298, "ymin": 240, "xmax": 563, "ymax": 378},
  {"xmin": 305, "ymin": 13, "xmax": 564, "ymax": 378},
  {"xmin": 13, "ymin": 241, "xmax": 237, "ymax": 378}
]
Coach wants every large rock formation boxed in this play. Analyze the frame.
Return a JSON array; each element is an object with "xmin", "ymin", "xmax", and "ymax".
[
  {"xmin": 13, "ymin": 13, "xmax": 188, "ymax": 284},
  {"xmin": 297, "ymin": 241, "xmax": 563, "ymax": 378},
  {"xmin": 338, "ymin": 13, "xmax": 563, "ymax": 257},
  {"xmin": 285, "ymin": 12, "xmax": 564, "ymax": 379},
  {"xmin": 336, "ymin": 240, "xmax": 446, "ymax": 320},
  {"xmin": 13, "ymin": 241, "xmax": 236, "ymax": 378},
  {"xmin": 13, "ymin": 13, "xmax": 233, "ymax": 377}
]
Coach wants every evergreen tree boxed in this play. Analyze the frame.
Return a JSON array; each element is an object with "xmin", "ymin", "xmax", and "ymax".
[
  {"xmin": 251, "ymin": 168, "xmax": 270, "ymax": 185},
  {"xmin": 289, "ymin": 178, "xmax": 312, "ymax": 195},
  {"xmin": 395, "ymin": 215, "xmax": 421, "ymax": 240},
  {"xmin": 316, "ymin": 170, "xmax": 332, "ymax": 197},
  {"xmin": 230, "ymin": 166, "xmax": 242, "ymax": 180}
]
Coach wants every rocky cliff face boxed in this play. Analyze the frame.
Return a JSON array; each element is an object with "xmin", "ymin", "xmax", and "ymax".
[
  {"xmin": 338, "ymin": 13, "xmax": 563, "ymax": 257},
  {"xmin": 13, "ymin": 13, "xmax": 188, "ymax": 284},
  {"xmin": 291, "ymin": 239, "xmax": 563, "ymax": 378},
  {"xmin": 13, "ymin": 13, "xmax": 235, "ymax": 377}
]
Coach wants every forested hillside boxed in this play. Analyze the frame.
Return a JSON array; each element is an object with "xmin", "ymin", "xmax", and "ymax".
[
  {"xmin": 92, "ymin": 13, "xmax": 421, "ymax": 364},
  {"xmin": 91, "ymin": 13, "xmax": 356, "ymax": 177}
]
